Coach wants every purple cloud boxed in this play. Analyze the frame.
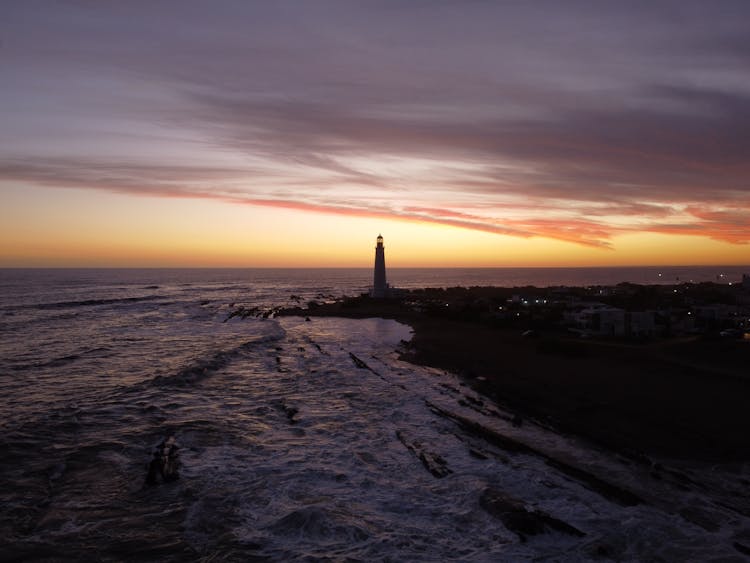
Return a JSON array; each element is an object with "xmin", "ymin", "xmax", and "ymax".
[{"xmin": 1, "ymin": 1, "xmax": 749, "ymax": 247}]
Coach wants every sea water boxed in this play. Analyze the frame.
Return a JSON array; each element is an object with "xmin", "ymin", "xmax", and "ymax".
[{"xmin": 1, "ymin": 268, "xmax": 748, "ymax": 561}]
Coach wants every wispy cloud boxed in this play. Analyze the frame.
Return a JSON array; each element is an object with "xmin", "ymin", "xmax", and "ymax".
[
  {"xmin": 2, "ymin": 2, "xmax": 749, "ymax": 249},
  {"xmin": 2, "ymin": 154, "xmax": 747, "ymax": 247}
]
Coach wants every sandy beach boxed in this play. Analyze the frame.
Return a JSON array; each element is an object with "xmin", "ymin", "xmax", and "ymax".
[{"xmin": 280, "ymin": 295, "xmax": 750, "ymax": 462}]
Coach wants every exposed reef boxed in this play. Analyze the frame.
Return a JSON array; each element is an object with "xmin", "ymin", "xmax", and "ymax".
[{"xmin": 278, "ymin": 284, "xmax": 750, "ymax": 462}]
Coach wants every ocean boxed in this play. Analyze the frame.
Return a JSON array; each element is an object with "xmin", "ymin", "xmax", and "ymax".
[{"xmin": 1, "ymin": 267, "xmax": 748, "ymax": 561}]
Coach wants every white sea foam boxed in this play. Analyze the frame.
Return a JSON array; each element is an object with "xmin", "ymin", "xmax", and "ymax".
[{"xmin": 169, "ymin": 317, "xmax": 750, "ymax": 561}]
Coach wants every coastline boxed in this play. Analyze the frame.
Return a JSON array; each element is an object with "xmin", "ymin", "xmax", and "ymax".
[{"xmin": 278, "ymin": 292, "xmax": 750, "ymax": 463}]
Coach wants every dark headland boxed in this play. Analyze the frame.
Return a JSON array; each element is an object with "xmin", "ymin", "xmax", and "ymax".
[{"xmin": 279, "ymin": 281, "xmax": 750, "ymax": 462}]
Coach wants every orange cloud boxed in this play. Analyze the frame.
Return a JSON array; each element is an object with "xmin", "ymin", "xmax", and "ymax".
[{"xmin": 2, "ymin": 156, "xmax": 749, "ymax": 250}]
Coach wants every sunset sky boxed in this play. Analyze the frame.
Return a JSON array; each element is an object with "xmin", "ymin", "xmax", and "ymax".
[{"xmin": 1, "ymin": 1, "xmax": 749, "ymax": 267}]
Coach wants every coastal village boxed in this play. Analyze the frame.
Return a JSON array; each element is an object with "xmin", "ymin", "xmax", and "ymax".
[
  {"xmin": 389, "ymin": 274, "xmax": 750, "ymax": 341},
  {"xmin": 312, "ymin": 235, "xmax": 750, "ymax": 343}
]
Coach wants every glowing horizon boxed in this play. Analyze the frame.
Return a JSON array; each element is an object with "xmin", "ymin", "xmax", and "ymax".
[{"xmin": 1, "ymin": 3, "xmax": 749, "ymax": 268}]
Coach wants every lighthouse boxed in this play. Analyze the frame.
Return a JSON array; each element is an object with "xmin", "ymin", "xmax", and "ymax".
[{"xmin": 371, "ymin": 234, "xmax": 388, "ymax": 298}]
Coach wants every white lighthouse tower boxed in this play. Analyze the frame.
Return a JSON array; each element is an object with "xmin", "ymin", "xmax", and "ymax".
[{"xmin": 371, "ymin": 234, "xmax": 388, "ymax": 298}]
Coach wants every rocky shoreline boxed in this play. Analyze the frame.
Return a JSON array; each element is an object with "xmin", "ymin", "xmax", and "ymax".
[{"xmin": 278, "ymin": 287, "xmax": 750, "ymax": 463}]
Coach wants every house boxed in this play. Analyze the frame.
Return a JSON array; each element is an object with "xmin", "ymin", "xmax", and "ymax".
[
  {"xmin": 626, "ymin": 311, "xmax": 656, "ymax": 337},
  {"xmin": 577, "ymin": 306, "xmax": 655, "ymax": 337},
  {"xmin": 577, "ymin": 306, "xmax": 626, "ymax": 336}
]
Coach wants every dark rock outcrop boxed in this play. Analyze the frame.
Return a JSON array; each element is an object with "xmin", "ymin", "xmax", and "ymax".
[
  {"xmin": 480, "ymin": 488, "xmax": 585, "ymax": 542},
  {"xmin": 349, "ymin": 352, "xmax": 371, "ymax": 370},
  {"xmin": 428, "ymin": 402, "xmax": 643, "ymax": 507},
  {"xmin": 396, "ymin": 430, "xmax": 452, "ymax": 478},
  {"xmin": 733, "ymin": 541, "xmax": 750, "ymax": 556},
  {"xmin": 145, "ymin": 436, "xmax": 180, "ymax": 485},
  {"xmin": 272, "ymin": 400, "xmax": 299, "ymax": 424}
]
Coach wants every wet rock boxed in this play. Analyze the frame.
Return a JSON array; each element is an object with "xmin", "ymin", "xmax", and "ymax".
[
  {"xmin": 427, "ymin": 401, "xmax": 537, "ymax": 455},
  {"xmin": 440, "ymin": 382, "xmax": 460, "ymax": 394},
  {"xmin": 480, "ymin": 488, "xmax": 585, "ymax": 542},
  {"xmin": 145, "ymin": 436, "xmax": 180, "ymax": 485},
  {"xmin": 272, "ymin": 400, "xmax": 299, "ymax": 424},
  {"xmin": 585, "ymin": 542, "xmax": 622, "ymax": 560},
  {"xmin": 396, "ymin": 430, "xmax": 452, "ymax": 478},
  {"xmin": 458, "ymin": 393, "xmax": 500, "ymax": 418},
  {"xmin": 678, "ymin": 506, "xmax": 721, "ymax": 532},
  {"xmin": 419, "ymin": 450, "xmax": 452, "ymax": 478},
  {"xmin": 284, "ymin": 406, "xmax": 299, "ymax": 423},
  {"xmin": 349, "ymin": 352, "xmax": 371, "ymax": 370},
  {"xmin": 469, "ymin": 448, "xmax": 488, "ymax": 460},
  {"xmin": 464, "ymin": 395, "xmax": 485, "ymax": 408},
  {"xmin": 224, "ymin": 306, "xmax": 259, "ymax": 322},
  {"xmin": 267, "ymin": 506, "xmax": 369, "ymax": 542},
  {"xmin": 356, "ymin": 451, "xmax": 377, "ymax": 464},
  {"xmin": 308, "ymin": 339, "xmax": 326, "ymax": 354},
  {"xmin": 275, "ymin": 355, "xmax": 287, "ymax": 373},
  {"xmin": 663, "ymin": 467, "xmax": 703, "ymax": 490},
  {"xmin": 545, "ymin": 458, "xmax": 643, "ymax": 507},
  {"xmin": 428, "ymin": 401, "xmax": 643, "ymax": 507}
]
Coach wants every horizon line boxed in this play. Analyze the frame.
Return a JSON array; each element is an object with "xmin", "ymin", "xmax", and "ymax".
[{"xmin": 1, "ymin": 264, "xmax": 748, "ymax": 271}]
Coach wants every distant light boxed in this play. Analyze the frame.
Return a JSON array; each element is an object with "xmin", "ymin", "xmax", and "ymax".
[
  {"xmin": 729, "ymin": 282, "xmax": 733, "ymax": 286},
  {"xmin": 673, "ymin": 289, "xmax": 677, "ymax": 293},
  {"xmin": 688, "ymin": 311, "xmax": 692, "ymax": 315},
  {"xmin": 658, "ymin": 273, "xmax": 662, "ymax": 277}
]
